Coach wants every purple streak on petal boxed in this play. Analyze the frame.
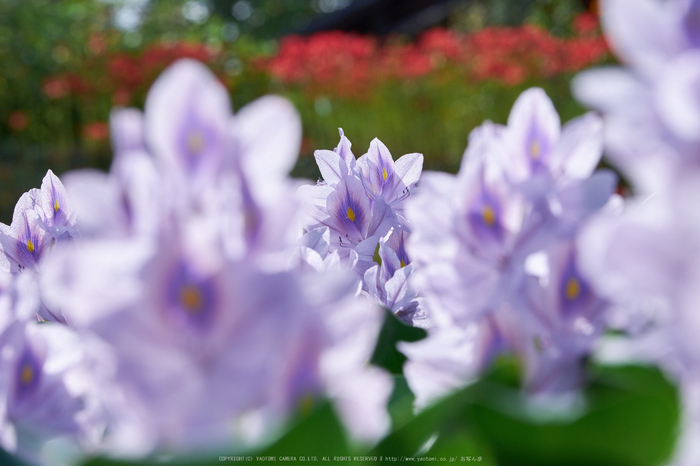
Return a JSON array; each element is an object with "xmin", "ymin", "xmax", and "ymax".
[
  {"xmin": 283, "ymin": 332, "xmax": 323, "ymax": 411},
  {"xmin": 390, "ymin": 227, "xmax": 411, "ymax": 265},
  {"xmin": 525, "ymin": 117, "xmax": 553, "ymax": 173},
  {"xmin": 40, "ymin": 170, "xmax": 74, "ymax": 238},
  {"xmin": 684, "ymin": 0, "xmax": 700, "ymax": 47},
  {"xmin": 2, "ymin": 210, "xmax": 47, "ymax": 270},
  {"xmin": 325, "ymin": 176, "xmax": 370, "ymax": 244},
  {"xmin": 367, "ymin": 139, "xmax": 395, "ymax": 197},
  {"xmin": 239, "ymin": 175, "xmax": 264, "ymax": 249}
]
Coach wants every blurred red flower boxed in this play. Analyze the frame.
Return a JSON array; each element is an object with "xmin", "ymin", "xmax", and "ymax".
[
  {"xmin": 43, "ymin": 77, "xmax": 68, "ymax": 99},
  {"xmin": 83, "ymin": 122, "xmax": 109, "ymax": 141},
  {"xmin": 573, "ymin": 12, "xmax": 600, "ymax": 36},
  {"xmin": 8, "ymin": 111, "xmax": 28, "ymax": 132}
]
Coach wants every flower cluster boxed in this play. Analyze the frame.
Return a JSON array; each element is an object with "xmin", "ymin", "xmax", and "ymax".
[
  {"xmin": 0, "ymin": 60, "xmax": 392, "ymax": 463},
  {"xmin": 298, "ymin": 130, "xmax": 428, "ymax": 327},
  {"xmin": 400, "ymin": 88, "xmax": 615, "ymax": 406},
  {"xmin": 264, "ymin": 19, "xmax": 609, "ymax": 95}
]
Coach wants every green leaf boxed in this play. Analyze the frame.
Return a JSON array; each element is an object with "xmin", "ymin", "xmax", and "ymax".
[
  {"xmin": 370, "ymin": 309, "xmax": 427, "ymax": 375},
  {"xmin": 0, "ymin": 448, "xmax": 29, "ymax": 466},
  {"xmin": 466, "ymin": 364, "xmax": 680, "ymax": 466},
  {"xmin": 255, "ymin": 401, "xmax": 349, "ymax": 458},
  {"xmin": 387, "ymin": 376, "xmax": 417, "ymax": 430},
  {"xmin": 373, "ymin": 363, "xmax": 679, "ymax": 466},
  {"xmin": 372, "ymin": 382, "xmax": 476, "ymax": 457}
]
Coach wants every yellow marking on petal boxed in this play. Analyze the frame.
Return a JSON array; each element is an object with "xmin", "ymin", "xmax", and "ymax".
[
  {"xmin": 180, "ymin": 285, "xmax": 203, "ymax": 314},
  {"xmin": 382, "ymin": 166, "xmax": 388, "ymax": 181},
  {"xmin": 54, "ymin": 199, "xmax": 60, "ymax": 212},
  {"xmin": 400, "ymin": 259, "xmax": 406, "ymax": 268},
  {"xmin": 347, "ymin": 206, "xmax": 356, "ymax": 222},
  {"xmin": 565, "ymin": 277, "xmax": 581, "ymax": 301},
  {"xmin": 529, "ymin": 140, "xmax": 541, "ymax": 159},
  {"xmin": 482, "ymin": 205, "xmax": 496, "ymax": 227},
  {"xmin": 187, "ymin": 131, "xmax": 205, "ymax": 155},
  {"xmin": 26, "ymin": 238, "xmax": 34, "ymax": 253},
  {"xmin": 20, "ymin": 364, "xmax": 34, "ymax": 385}
]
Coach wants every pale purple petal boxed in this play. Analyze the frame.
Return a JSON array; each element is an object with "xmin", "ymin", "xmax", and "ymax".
[
  {"xmin": 400, "ymin": 322, "xmax": 498, "ymax": 409},
  {"xmin": 393, "ymin": 152, "xmax": 423, "ymax": 189},
  {"xmin": 314, "ymin": 150, "xmax": 348, "ymax": 186},
  {"xmin": 145, "ymin": 59, "xmax": 230, "ymax": 180},
  {"xmin": 234, "ymin": 95, "xmax": 302, "ymax": 186},
  {"xmin": 551, "ymin": 113, "xmax": 604, "ymax": 180},
  {"xmin": 601, "ymin": 0, "xmax": 684, "ymax": 77},
  {"xmin": 334, "ymin": 128, "xmax": 356, "ymax": 168},
  {"xmin": 506, "ymin": 87, "xmax": 561, "ymax": 179},
  {"xmin": 110, "ymin": 108, "xmax": 145, "ymax": 155},
  {"xmin": 655, "ymin": 51, "xmax": 700, "ymax": 141}
]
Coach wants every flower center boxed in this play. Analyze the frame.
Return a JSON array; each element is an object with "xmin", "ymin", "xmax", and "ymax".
[
  {"xmin": 187, "ymin": 131, "xmax": 205, "ymax": 155},
  {"xmin": 180, "ymin": 284, "xmax": 203, "ymax": 314},
  {"xmin": 565, "ymin": 277, "xmax": 581, "ymax": 301},
  {"xmin": 54, "ymin": 199, "xmax": 60, "ymax": 213},
  {"xmin": 20, "ymin": 364, "xmax": 34, "ymax": 385},
  {"xmin": 26, "ymin": 238, "xmax": 34, "ymax": 253},
  {"xmin": 482, "ymin": 205, "xmax": 496, "ymax": 226},
  {"xmin": 347, "ymin": 206, "xmax": 356, "ymax": 222}
]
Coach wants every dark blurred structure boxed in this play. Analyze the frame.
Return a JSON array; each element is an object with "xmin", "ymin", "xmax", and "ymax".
[
  {"xmin": 211, "ymin": 0, "xmax": 593, "ymax": 38},
  {"xmin": 301, "ymin": 0, "xmax": 473, "ymax": 35}
]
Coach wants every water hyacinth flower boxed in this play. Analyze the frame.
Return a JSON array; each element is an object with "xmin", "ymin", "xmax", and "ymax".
[
  {"xmin": 64, "ymin": 59, "xmax": 304, "ymax": 269},
  {"xmin": 402, "ymin": 87, "xmax": 613, "ymax": 405},
  {"xmin": 0, "ymin": 171, "xmax": 78, "ymax": 323},
  {"xmin": 36, "ymin": 170, "xmax": 78, "ymax": 242},
  {"xmin": 573, "ymin": 0, "xmax": 700, "ymax": 193},
  {"xmin": 144, "ymin": 59, "xmax": 231, "ymax": 190},
  {"xmin": 313, "ymin": 128, "xmax": 357, "ymax": 186},
  {"xmin": 41, "ymin": 217, "xmax": 390, "ymax": 453},
  {"xmin": 0, "ymin": 193, "xmax": 51, "ymax": 274},
  {"xmin": 512, "ymin": 240, "xmax": 608, "ymax": 394},
  {"xmin": 576, "ymin": 168, "xmax": 700, "ymax": 466},
  {"xmin": 34, "ymin": 58, "xmax": 391, "ymax": 458},
  {"xmin": 299, "ymin": 131, "xmax": 423, "ymax": 278},
  {"xmin": 363, "ymin": 228, "xmax": 429, "ymax": 328},
  {"xmin": 0, "ymin": 273, "xmax": 104, "ymax": 464},
  {"xmin": 572, "ymin": 2, "xmax": 700, "ymax": 463},
  {"xmin": 503, "ymin": 88, "xmax": 605, "ymax": 187},
  {"xmin": 356, "ymin": 138, "xmax": 423, "ymax": 217},
  {"xmin": 0, "ymin": 170, "xmax": 76, "ymax": 275},
  {"xmin": 300, "ymin": 172, "xmax": 395, "ymax": 276}
]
